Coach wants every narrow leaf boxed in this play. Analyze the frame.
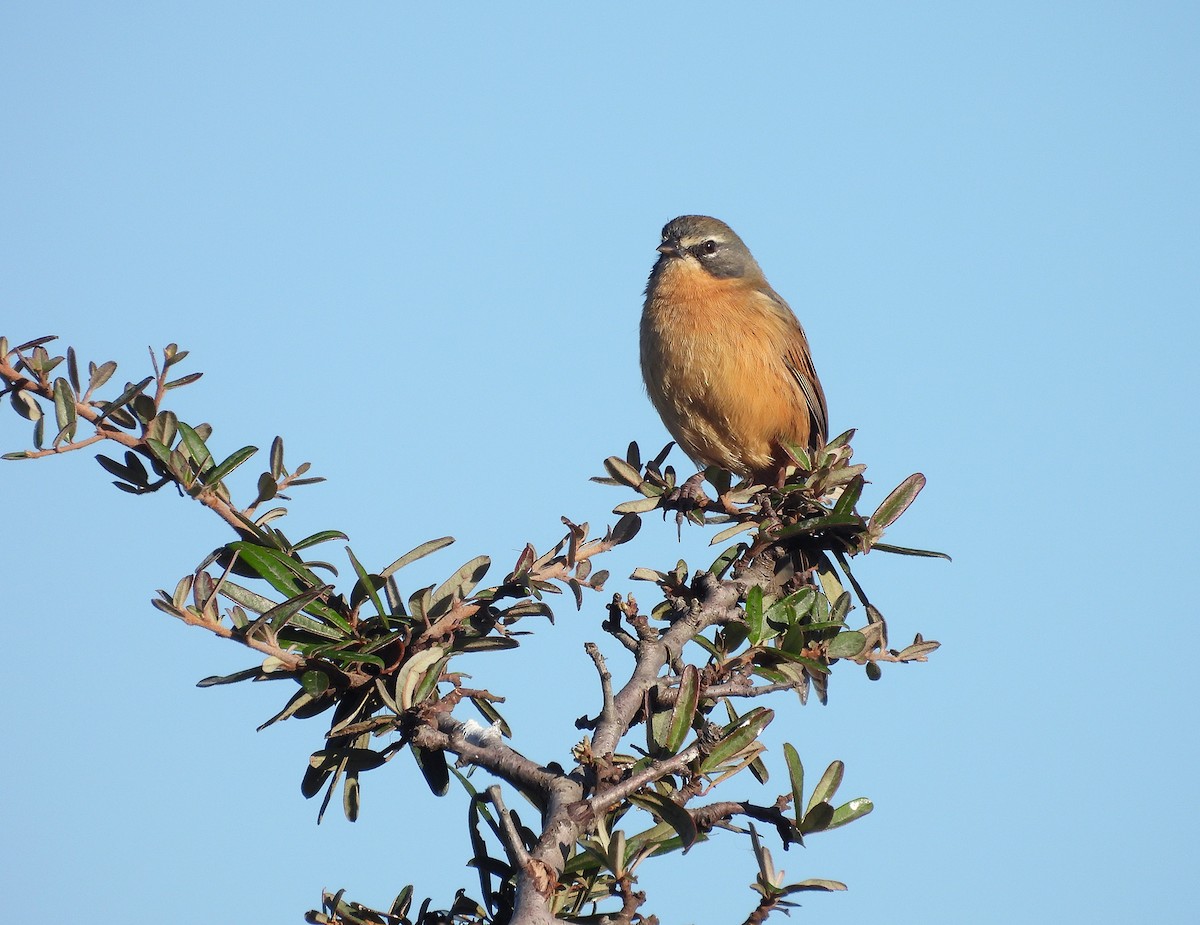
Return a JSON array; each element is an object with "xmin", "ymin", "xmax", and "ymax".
[
  {"xmin": 203, "ymin": 445, "xmax": 258, "ymax": 486},
  {"xmin": 665, "ymin": 665, "xmax": 699, "ymax": 753},
  {"xmin": 783, "ymin": 743, "xmax": 805, "ymax": 826},
  {"xmin": 869, "ymin": 472, "xmax": 926, "ymax": 532},
  {"xmin": 381, "ymin": 536, "xmax": 455, "ymax": 579}
]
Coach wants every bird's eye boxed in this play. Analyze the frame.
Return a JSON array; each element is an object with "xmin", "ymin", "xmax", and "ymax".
[{"xmin": 701, "ymin": 240, "xmax": 718, "ymax": 255}]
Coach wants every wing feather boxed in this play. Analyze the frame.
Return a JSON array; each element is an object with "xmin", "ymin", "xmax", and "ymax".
[{"xmin": 755, "ymin": 285, "xmax": 829, "ymax": 446}]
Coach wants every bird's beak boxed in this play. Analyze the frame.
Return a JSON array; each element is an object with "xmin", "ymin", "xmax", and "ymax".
[{"xmin": 656, "ymin": 239, "xmax": 682, "ymax": 258}]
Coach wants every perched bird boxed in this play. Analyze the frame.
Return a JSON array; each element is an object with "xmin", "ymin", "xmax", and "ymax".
[{"xmin": 640, "ymin": 215, "xmax": 828, "ymax": 484}]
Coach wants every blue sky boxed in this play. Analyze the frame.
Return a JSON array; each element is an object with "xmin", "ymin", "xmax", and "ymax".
[{"xmin": 3, "ymin": 4, "xmax": 1197, "ymax": 923}]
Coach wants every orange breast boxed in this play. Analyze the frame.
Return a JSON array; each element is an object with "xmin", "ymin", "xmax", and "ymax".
[{"xmin": 641, "ymin": 261, "xmax": 813, "ymax": 479}]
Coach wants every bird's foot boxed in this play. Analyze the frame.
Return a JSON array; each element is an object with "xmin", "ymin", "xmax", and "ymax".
[{"xmin": 663, "ymin": 471, "xmax": 712, "ymax": 537}]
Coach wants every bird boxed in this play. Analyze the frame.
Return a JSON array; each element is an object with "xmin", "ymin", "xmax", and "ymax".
[{"xmin": 640, "ymin": 215, "xmax": 828, "ymax": 486}]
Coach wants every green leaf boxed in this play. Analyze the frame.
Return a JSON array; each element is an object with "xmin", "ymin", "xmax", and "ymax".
[
  {"xmin": 455, "ymin": 636, "xmax": 519, "ymax": 653},
  {"xmin": 203, "ymin": 445, "xmax": 258, "ymax": 486},
  {"xmin": 257, "ymin": 584, "xmax": 334, "ymax": 632},
  {"xmin": 665, "ymin": 665, "xmax": 699, "ymax": 753},
  {"xmin": 196, "ymin": 667, "xmax": 262, "ymax": 687},
  {"xmin": 164, "ymin": 371, "xmax": 203, "ymax": 390},
  {"xmin": 175, "ymin": 421, "xmax": 213, "ymax": 471},
  {"xmin": 830, "ymin": 473, "xmax": 865, "ymax": 517},
  {"xmin": 412, "ymin": 745, "xmax": 450, "ymax": 796},
  {"xmin": 603, "ymin": 455, "xmax": 643, "ymax": 488},
  {"xmin": 346, "ymin": 546, "xmax": 388, "ymax": 625},
  {"xmin": 380, "ymin": 536, "xmax": 455, "ymax": 579},
  {"xmin": 397, "ymin": 646, "xmax": 447, "ymax": 710},
  {"xmin": 10, "ymin": 389, "xmax": 42, "ymax": 421},
  {"xmin": 745, "ymin": 585, "xmax": 766, "ymax": 645},
  {"xmin": 829, "ymin": 591, "xmax": 852, "ymax": 624},
  {"xmin": 709, "ymin": 520, "xmax": 756, "ymax": 547},
  {"xmin": 701, "ymin": 707, "xmax": 774, "ymax": 771},
  {"xmin": 801, "ymin": 800, "xmax": 835, "ymax": 834},
  {"xmin": 52, "ymin": 377, "xmax": 76, "ymax": 442},
  {"xmin": 869, "ymin": 472, "xmax": 926, "ymax": 532},
  {"xmin": 430, "ymin": 555, "xmax": 490, "ymax": 613},
  {"xmin": 254, "ymin": 472, "xmax": 277, "ymax": 504},
  {"xmin": 609, "ymin": 512, "xmax": 641, "ymax": 546},
  {"xmin": 629, "ymin": 792, "xmax": 697, "ymax": 851},
  {"xmin": 783, "ymin": 743, "xmax": 805, "ymax": 827},
  {"xmin": 872, "ymin": 542, "xmax": 952, "ymax": 560},
  {"xmin": 708, "ymin": 543, "xmax": 745, "ymax": 580},
  {"xmin": 87, "ymin": 360, "xmax": 117, "ymax": 393},
  {"xmin": 826, "ymin": 631, "xmax": 867, "ymax": 660},
  {"xmin": 292, "ymin": 530, "xmax": 350, "ymax": 551},
  {"xmin": 146, "ymin": 410, "xmax": 178, "ymax": 448},
  {"xmin": 807, "ymin": 760, "xmax": 844, "ymax": 814},
  {"xmin": 826, "ymin": 797, "xmax": 873, "ymax": 830},
  {"xmin": 301, "ymin": 670, "xmax": 330, "ymax": 695},
  {"xmin": 227, "ymin": 542, "xmax": 351, "ymax": 632},
  {"xmin": 269, "ymin": 436, "xmax": 284, "ymax": 478},
  {"xmin": 613, "ymin": 496, "xmax": 662, "ymax": 514},
  {"xmin": 93, "ymin": 376, "xmax": 153, "ymax": 425}
]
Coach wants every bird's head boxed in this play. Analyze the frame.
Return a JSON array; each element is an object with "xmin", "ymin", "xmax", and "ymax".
[{"xmin": 654, "ymin": 215, "xmax": 763, "ymax": 280}]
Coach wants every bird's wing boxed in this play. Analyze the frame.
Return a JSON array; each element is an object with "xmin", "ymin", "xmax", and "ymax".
[{"xmin": 755, "ymin": 285, "xmax": 829, "ymax": 446}]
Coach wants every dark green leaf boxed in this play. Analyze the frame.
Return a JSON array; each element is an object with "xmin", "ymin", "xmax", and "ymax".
[
  {"xmin": 701, "ymin": 707, "xmax": 773, "ymax": 771},
  {"xmin": 412, "ymin": 746, "xmax": 450, "ymax": 796},
  {"xmin": 745, "ymin": 585, "xmax": 766, "ymax": 645},
  {"xmin": 203, "ymin": 445, "xmax": 258, "ymax": 486},
  {"xmin": 346, "ymin": 546, "xmax": 388, "ymax": 624},
  {"xmin": 629, "ymin": 792, "xmax": 697, "ymax": 850},
  {"xmin": 93, "ymin": 376, "xmax": 152, "ymax": 425},
  {"xmin": 256, "ymin": 584, "xmax": 334, "ymax": 632},
  {"xmin": 293, "ymin": 530, "xmax": 350, "ymax": 551},
  {"xmin": 872, "ymin": 542, "xmax": 952, "ymax": 560},
  {"xmin": 227, "ymin": 542, "xmax": 351, "ymax": 632},
  {"xmin": 708, "ymin": 542, "xmax": 745, "ymax": 579},
  {"xmin": 783, "ymin": 743, "xmax": 805, "ymax": 827},
  {"xmin": 196, "ymin": 667, "xmax": 262, "ymax": 687},
  {"xmin": 665, "ymin": 665, "xmax": 699, "ymax": 753},
  {"xmin": 800, "ymin": 800, "xmax": 835, "ymax": 834},
  {"xmin": 66, "ymin": 347, "xmax": 80, "ymax": 393},
  {"xmin": 609, "ymin": 513, "xmax": 641, "ymax": 546},
  {"xmin": 175, "ymin": 420, "xmax": 213, "ymax": 470},
  {"xmin": 164, "ymin": 371, "xmax": 203, "ymax": 390}
]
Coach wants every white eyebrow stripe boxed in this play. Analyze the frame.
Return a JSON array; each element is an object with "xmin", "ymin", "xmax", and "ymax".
[{"xmin": 681, "ymin": 234, "xmax": 728, "ymax": 247}]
